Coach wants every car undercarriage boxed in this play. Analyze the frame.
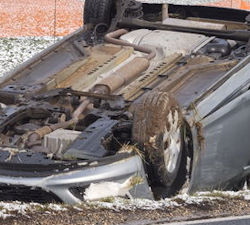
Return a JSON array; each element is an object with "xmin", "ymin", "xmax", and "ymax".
[{"xmin": 0, "ymin": 0, "xmax": 250, "ymax": 204}]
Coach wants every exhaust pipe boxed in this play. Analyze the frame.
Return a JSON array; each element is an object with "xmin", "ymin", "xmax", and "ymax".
[{"xmin": 93, "ymin": 29, "xmax": 155, "ymax": 94}]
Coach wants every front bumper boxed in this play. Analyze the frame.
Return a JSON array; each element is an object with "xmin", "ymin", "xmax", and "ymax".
[{"xmin": 0, "ymin": 154, "xmax": 153, "ymax": 204}]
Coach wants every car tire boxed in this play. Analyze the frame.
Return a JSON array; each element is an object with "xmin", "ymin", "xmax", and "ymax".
[
  {"xmin": 84, "ymin": 0, "xmax": 114, "ymax": 26},
  {"xmin": 132, "ymin": 90, "xmax": 186, "ymax": 191}
]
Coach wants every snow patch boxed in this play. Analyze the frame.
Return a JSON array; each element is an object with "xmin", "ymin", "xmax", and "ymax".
[
  {"xmin": 0, "ymin": 202, "xmax": 67, "ymax": 219},
  {"xmin": 47, "ymin": 204, "xmax": 67, "ymax": 211},
  {"xmin": 0, "ymin": 37, "xmax": 61, "ymax": 77},
  {"xmin": 89, "ymin": 198, "xmax": 180, "ymax": 211},
  {"xmin": 88, "ymin": 190, "xmax": 250, "ymax": 211},
  {"xmin": 197, "ymin": 190, "xmax": 250, "ymax": 201}
]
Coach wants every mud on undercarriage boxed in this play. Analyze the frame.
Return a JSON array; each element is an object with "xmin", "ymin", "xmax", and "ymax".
[{"xmin": 1, "ymin": 0, "xmax": 250, "ymax": 203}]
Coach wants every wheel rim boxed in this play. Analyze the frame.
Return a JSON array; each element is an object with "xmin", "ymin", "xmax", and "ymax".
[{"xmin": 163, "ymin": 110, "xmax": 182, "ymax": 174}]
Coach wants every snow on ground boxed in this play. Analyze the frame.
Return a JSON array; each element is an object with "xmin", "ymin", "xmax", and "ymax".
[
  {"xmin": 0, "ymin": 37, "xmax": 60, "ymax": 77},
  {"xmin": 0, "ymin": 202, "xmax": 67, "ymax": 219},
  {"xmin": 1, "ymin": 190, "xmax": 250, "ymax": 219},
  {"xmin": 89, "ymin": 190, "xmax": 250, "ymax": 211}
]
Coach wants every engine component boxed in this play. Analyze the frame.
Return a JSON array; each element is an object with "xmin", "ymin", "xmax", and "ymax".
[
  {"xmin": 43, "ymin": 129, "xmax": 81, "ymax": 156},
  {"xmin": 125, "ymin": 1, "xmax": 143, "ymax": 19},
  {"xmin": 63, "ymin": 118, "xmax": 118, "ymax": 160},
  {"xmin": 198, "ymin": 38, "xmax": 232, "ymax": 58},
  {"xmin": 0, "ymin": 104, "xmax": 51, "ymax": 133}
]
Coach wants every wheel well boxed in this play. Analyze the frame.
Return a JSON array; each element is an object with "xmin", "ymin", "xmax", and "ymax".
[{"xmin": 150, "ymin": 119, "xmax": 194, "ymax": 199}]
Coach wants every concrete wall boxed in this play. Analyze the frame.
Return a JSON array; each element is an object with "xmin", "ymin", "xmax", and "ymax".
[{"xmin": 0, "ymin": 0, "xmax": 249, "ymax": 37}]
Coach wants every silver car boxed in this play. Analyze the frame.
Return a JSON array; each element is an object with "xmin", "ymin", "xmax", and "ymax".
[{"xmin": 0, "ymin": 0, "xmax": 250, "ymax": 204}]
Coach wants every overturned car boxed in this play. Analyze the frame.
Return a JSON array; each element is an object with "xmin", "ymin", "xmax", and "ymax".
[{"xmin": 0, "ymin": 0, "xmax": 250, "ymax": 204}]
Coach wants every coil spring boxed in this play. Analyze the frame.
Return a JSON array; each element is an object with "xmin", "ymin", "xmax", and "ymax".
[{"xmin": 125, "ymin": 0, "xmax": 143, "ymax": 19}]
